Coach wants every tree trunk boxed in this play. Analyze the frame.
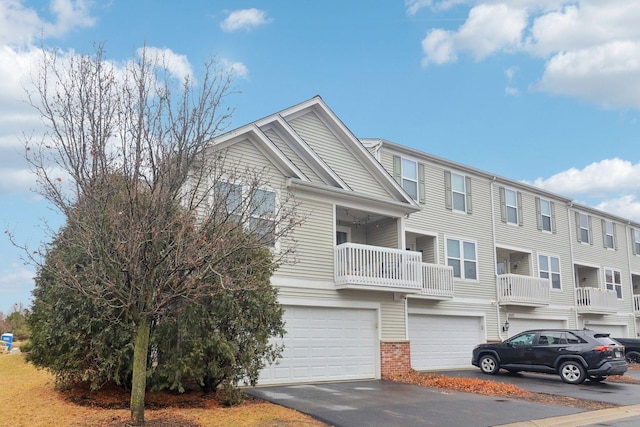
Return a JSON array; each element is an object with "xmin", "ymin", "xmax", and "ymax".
[{"xmin": 130, "ymin": 318, "xmax": 150, "ymax": 425}]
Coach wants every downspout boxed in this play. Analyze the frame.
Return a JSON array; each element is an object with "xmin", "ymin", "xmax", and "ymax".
[
  {"xmin": 490, "ymin": 177, "xmax": 504, "ymax": 341},
  {"xmin": 625, "ymin": 222, "xmax": 638, "ymax": 338},
  {"xmin": 567, "ymin": 203, "xmax": 580, "ymax": 329}
]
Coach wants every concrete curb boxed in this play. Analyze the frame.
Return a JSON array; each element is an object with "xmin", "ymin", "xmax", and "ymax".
[{"xmin": 496, "ymin": 404, "xmax": 640, "ymax": 427}]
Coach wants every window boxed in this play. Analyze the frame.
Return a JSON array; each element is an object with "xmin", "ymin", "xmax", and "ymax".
[
  {"xmin": 451, "ymin": 173, "xmax": 466, "ymax": 212},
  {"xmin": 605, "ymin": 268, "xmax": 622, "ymax": 299},
  {"xmin": 576, "ymin": 212, "xmax": 591, "ymax": 244},
  {"xmin": 445, "ymin": 171, "xmax": 472, "ymax": 213},
  {"xmin": 213, "ymin": 182, "xmax": 277, "ymax": 247},
  {"xmin": 249, "ymin": 189, "xmax": 276, "ymax": 246},
  {"xmin": 500, "ymin": 187, "xmax": 522, "ymax": 225},
  {"xmin": 214, "ymin": 181, "xmax": 243, "ymax": 214},
  {"xmin": 536, "ymin": 198, "xmax": 554, "ymax": 232},
  {"xmin": 393, "ymin": 156, "xmax": 425, "ymax": 202},
  {"xmin": 602, "ymin": 220, "xmax": 615, "ymax": 249},
  {"xmin": 538, "ymin": 254, "xmax": 561, "ymax": 290},
  {"xmin": 634, "ymin": 229, "xmax": 640, "ymax": 255},
  {"xmin": 446, "ymin": 238, "xmax": 477, "ymax": 280},
  {"xmin": 401, "ymin": 158, "xmax": 418, "ymax": 200}
]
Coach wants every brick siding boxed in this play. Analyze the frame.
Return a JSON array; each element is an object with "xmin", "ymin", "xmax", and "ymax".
[{"xmin": 380, "ymin": 340, "xmax": 411, "ymax": 378}]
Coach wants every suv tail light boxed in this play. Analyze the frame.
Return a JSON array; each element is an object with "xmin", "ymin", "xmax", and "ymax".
[{"xmin": 593, "ymin": 345, "xmax": 612, "ymax": 352}]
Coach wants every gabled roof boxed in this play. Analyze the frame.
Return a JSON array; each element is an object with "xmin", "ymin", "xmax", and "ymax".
[{"xmin": 214, "ymin": 96, "xmax": 420, "ymax": 213}]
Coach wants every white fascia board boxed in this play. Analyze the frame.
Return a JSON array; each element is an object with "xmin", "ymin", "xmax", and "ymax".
[
  {"xmin": 213, "ymin": 125, "xmax": 307, "ymax": 181},
  {"xmin": 308, "ymin": 101, "xmax": 419, "ymax": 207},
  {"xmin": 287, "ymin": 177, "xmax": 421, "ymax": 217}
]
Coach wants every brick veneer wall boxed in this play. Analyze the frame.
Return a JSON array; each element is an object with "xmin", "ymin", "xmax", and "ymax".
[{"xmin": 380, "ymin": 340, "xmax": 411, "ymax": 378}]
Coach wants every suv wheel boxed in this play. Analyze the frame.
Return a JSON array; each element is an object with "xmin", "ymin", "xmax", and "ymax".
[
  {"xmin": 559, "ymin": 361, "xmax": 586, "ymax": 384},
  {"xmin": 479, "ymin": 354, "xmax": 499, "ymax": 375},
  {"xmin": 626, "ymin": 351, "xmax": 640, "ymax": 364}
]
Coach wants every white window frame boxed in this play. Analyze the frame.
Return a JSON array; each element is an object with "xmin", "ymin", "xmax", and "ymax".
[
  {"xmin": 213, "ymin": 180, "xmax": 279, "ymax": 250},
  {"xmin": 451, "ymin": 173, "xmax": 467, "ymax": 213},
  {"xmin": 604, "ymin": 220, "xmax": 615, "ymax": 249},
  {"xmin": 401, "ymin": 158, "xmax": 418, "ymax": 201},
  {"xmin": 540, "ymin": 199, "xmax": 552, "ymax": 232},
  {"xmin": 604, "ymin": 267, "xmax": 623, "ymax": 299},
  {"xmin": 634, "ymin": 229, "xmax": 640, "ymax": 255},
  {"xmin": 504, "ymin": 188, "xmax": 519, "ymax": 225},
  {"xmin": 538, "ymin": 253, "xmax": 561, "ymax": 290},
  {"xmin": 578, "ymin": 212, "xmax": 591, "ymax": 244},
  {"xmin": 446, "ymin": 237, "xmax": 478, "ymax": 281}
]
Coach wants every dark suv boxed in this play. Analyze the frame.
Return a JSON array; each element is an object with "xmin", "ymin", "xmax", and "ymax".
[{"xmin": 472, "ymin": 329, "xmax": 628, "ymax": 384}]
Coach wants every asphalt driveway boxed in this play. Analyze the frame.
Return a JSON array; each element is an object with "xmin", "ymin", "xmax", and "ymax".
[{"xmin": 246, "ymin": 380, "xmax": 584, "ymax": 427}]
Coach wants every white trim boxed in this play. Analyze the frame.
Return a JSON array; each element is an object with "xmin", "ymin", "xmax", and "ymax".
[
  {"xmin": 445, "ymin": 235, "xmax": 479, "ymax": 282},
  {"xmin": 495, "ymin": 243, "xmax": 532, "ymax": 254},
  {"xmin": 537, "ymin": 251, "xmax": 562, "ymax": 291}
]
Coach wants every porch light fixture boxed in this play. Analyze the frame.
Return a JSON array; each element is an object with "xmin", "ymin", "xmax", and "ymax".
[{"xmin": 502, "ymin": 320, "xmax": 510, "ymax": 332}]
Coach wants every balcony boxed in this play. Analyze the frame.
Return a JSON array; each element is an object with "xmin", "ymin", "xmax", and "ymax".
[
  {"xmin": 576, "ymin": 287, "xmax": 618, "ymax": 314},
  {"xmin": 497, "ymin": 274, "xmax": 550, "ymax": 306},
  {"xmin": 418, "ymin": 263, "xmax": 455, "ymax": 299},
  {"xmin": 335, "ymin": 243, "xmax": 423, "ymax": 293}
]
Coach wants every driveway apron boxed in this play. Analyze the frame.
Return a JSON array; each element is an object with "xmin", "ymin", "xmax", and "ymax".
[{"xmin": 246, "ymin": 380, "xmax": 583, "ymax": 427}]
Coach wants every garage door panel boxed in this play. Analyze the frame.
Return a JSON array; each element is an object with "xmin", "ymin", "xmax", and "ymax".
[
  {"xmin": 409, "ymin": 314, "xmax": 483, "ymax": 370},
  {"xmin": 258, "ymin": 305, "xmax": 377, "ymax": 385}
]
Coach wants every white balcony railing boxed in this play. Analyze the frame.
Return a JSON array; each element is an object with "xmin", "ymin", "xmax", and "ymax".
[
  {"xmin": 497, "ymin": 274, "xmax": 550, "ymax": 306},
  {"xmin": 421, "ymin": 263, "xmax": 455, "ymax": 298},
  {"xmin": 576, "ymin": 287, "xmax": 618, "ymax": 314},
  {"xmin": 335, "ymin": 243, "xmax": 422, "ymax": 292}
]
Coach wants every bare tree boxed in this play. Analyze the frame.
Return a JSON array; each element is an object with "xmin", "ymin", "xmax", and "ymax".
[{"xmin": 20, "ymin": 45, "xmax": 301, "ymax": 425}]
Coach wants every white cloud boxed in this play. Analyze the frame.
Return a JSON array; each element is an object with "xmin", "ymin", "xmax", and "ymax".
[
  {"xmin": 421, "ymin": 3, "xmax": 526, "ymax": 65},
  {"xmin": 137, "ymin": 46, "xmax": 193, "ymax": 82},
  {"xmin": 421, "ymin": 29, "xmax": 457, "ymax": 66},
  {"xmin": 0, "ymin": 264, "xmax": 35, "ymax": 310},
  {"xmin": 531, "ymin": 158, "xmax": 640, "ymax": 196},
  {"xmin": 220, "ymin": 8, "xmax": 272, "ymax": 32},
  {"xmin": 596, "ymin": 195, "xmax": 640, "ymax": 222},
  {"xmin": 405, "ymin": 0, "xmax": 433, "ymax": 16},
  {"xmin": 0, "ymin": 0, "xmax": 95, "ymax": 47},
  {"xmin": 420, "ymin": 1, "xmax": 640, "ymax": 108},
  {"xmin": 529, "ymin": 158, "xmax": 640, "ymax": 222},
  {"xmin": 221, "ymin": 59, "xmax": 248, "ymax": 79}
]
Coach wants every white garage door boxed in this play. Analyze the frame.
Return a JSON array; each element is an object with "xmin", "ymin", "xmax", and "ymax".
[
  {"xmin": 587, "ymin": 324, "xmax": 628, "ymax": 337},
  {"xmin": 409, "ymin": 314, "xmax": 483, "ymax": 370},
  {"xmin": 507, "ymin": 318, "xmax": 566, "ymax": 337},
  {"xmin": 258, "ymin": 305, "xmax": 377, "ymax": 385}
]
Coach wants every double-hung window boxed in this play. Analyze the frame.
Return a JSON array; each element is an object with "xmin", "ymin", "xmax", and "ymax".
[
  {"xmin": 538, "ymin": 254, "xmax": 561, "ymax": 290},
  {"xmin": 393, "ymin": 156, "xmax": 425, "ymax": 202},
  {"xmin": 250, "ymin": 188, "xmax": 277, "ymax": 246},
  {"xmin": 446, "ymin": 238, "xmax": 477, "ymax": 280},
  {"xmin": 602, "ymin": 220, "xmax": 616, "ymax": 249},
  {"xmin": 634, "ymin": 229, "xmax": 640, "ymax": 255},
  {"xmin": 576, "ymin": 212, "xmax": 591, "ymax": 244},
  {"xmin": 445, "ymin": 171, "xmax": 472, "ymax": 213},
  {"xmin": 605, "ymin": 268, "xmax": 622, "ymax": 299},
  {"xmin": 499, "ymin": 187, "xmax": 522, "ymax": 225},
  {"xmin": 213, "ymin": 181, "xmax": 277, "ymax": 248},
  {"xmin": 536, "ymin": 198, "xmax": 554, "ymax": 232},
  {"xmin": 401, "ymin": 158, "xmax": 418, "ymax": 200}
]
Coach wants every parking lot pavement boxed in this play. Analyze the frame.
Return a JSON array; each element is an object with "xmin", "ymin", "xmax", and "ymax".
[
  {"xmin": 247, "ymin": 380, "xmax": 584, "ymax": 427},
  {"xmin": 436, "ymin": 369, "xmax": 640, "ymax": 406}
]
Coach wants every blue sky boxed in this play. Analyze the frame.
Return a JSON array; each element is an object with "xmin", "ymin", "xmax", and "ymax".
[{"xmin": 1, "ymin": 0, "xmax": 640, "ymax": 313}]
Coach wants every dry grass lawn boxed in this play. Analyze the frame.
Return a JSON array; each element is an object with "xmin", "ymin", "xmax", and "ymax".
[{"xmin": 0, "ymin": 352, "xmax": 325, "ymax": 426}]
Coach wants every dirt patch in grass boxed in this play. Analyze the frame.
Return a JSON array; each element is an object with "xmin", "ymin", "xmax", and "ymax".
[{"xmin": 385, "ymin": 370, "xmax": 619, "ymax": 411}]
